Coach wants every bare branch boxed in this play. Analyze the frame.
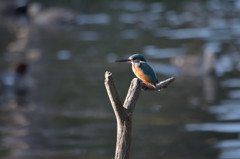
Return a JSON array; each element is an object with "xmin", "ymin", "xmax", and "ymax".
[
  {"xmin": 142, "ymin": 77, "xmax": 175, "ymax": 91},
  {"xmin": 123, "ymin": 78, "xmax": 142, "ymax": 116},
  {"xmin": 105, "ymin": 71, "xmax": 174, "ymax": 159},
  {"xmin": 104, "ymin": 71, "xmax": 124, "ymax": 122}
]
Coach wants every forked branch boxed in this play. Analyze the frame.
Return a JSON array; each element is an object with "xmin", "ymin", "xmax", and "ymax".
[{"xmin": 104, "ymin": 71, "xmax": 174, "ymax": 159}]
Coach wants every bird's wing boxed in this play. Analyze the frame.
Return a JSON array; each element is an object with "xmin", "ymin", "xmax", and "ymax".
[{"xmin": 140, "ymin": 63, "xmax": 158, "ymax": 84}]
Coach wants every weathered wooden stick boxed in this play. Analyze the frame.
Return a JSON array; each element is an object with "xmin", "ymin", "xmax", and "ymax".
[
  {"xmin": 104, "ymin": 71, "xmax": 174, "ymax": 159},
  {"xmin": 104, "ymin": 71, "xmax": 124, "ymax": 123},
  {"xmin": 116, "ymin": 78, "xmax": 142, "ymax": 159},
  {"xmin": 105, "ymin": 71, "xmax": 142, "ymax": 159},
  {"xmin": 123, "ymin": 78, "xmax": 142, "ymax": 115}
]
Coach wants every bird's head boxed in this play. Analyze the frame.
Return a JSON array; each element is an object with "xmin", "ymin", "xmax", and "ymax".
[{"xmin": 115, "ymin": 54, "xmax": 147, "ymax": 63}]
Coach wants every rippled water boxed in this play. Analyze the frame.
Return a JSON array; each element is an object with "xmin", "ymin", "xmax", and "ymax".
[{"xmin": 0, "ymin": 0, "xmax": 240, "ymax": 159}]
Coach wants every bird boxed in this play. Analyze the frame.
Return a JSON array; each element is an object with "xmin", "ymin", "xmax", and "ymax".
[{"xmin": 116, "ymin": 54, "xmax": 159, "ymax": 89}]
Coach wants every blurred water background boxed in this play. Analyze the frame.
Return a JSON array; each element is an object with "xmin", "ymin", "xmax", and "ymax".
[{"xmin": 0, "ymin": 0, "xmax": 240, "ymax": 159}]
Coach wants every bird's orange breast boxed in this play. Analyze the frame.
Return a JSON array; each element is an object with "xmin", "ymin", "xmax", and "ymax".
[{"xmin": 132, "ymin": 63, "xmax": 155, "ymax": 87}]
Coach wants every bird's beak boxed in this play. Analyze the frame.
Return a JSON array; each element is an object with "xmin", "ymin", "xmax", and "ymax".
[{"xmin": 115, "ymin": 58, "xmax": 131, "ymax": 62}]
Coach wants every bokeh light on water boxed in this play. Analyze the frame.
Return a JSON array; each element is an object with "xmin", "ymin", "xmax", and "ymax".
[{"xmin": 0, "ymin": 0, "xmax": 240, "ymax": 159}]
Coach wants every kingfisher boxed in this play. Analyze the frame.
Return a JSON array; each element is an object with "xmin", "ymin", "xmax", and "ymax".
[{"xmin": 116, "ymin": 54, "xmax": 159, "ymax": 89}]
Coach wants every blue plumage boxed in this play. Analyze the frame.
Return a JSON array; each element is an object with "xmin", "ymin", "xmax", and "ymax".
[{"xmin": 116, "ymin": 54, "xmax": 159, "ymax": 88}]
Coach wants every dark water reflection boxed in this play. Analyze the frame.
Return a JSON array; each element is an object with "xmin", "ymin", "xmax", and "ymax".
[{"xmin": 0, "ymin": 0, "xmax": 240, "ymax": 159}]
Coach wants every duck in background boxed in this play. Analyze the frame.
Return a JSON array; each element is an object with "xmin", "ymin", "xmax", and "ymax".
[
  {"xmin": 28, "ymin": 2, "xmax": 76, "ymax": 27},
  {"xmin": 0, "ymin": 62, "xmax": 31, "ymax": 107}
]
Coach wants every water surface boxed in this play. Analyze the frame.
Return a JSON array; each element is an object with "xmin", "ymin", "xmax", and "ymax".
[{"xmin": 0, "ymin": 0, "xmax": 240, "ymax": 159}]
